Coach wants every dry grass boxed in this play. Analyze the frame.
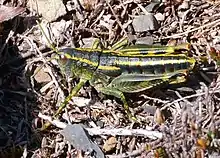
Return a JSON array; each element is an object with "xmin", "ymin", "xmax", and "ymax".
[{"xmin": 0, "ymin": 0, "xmax": 220, "ymax": 157}]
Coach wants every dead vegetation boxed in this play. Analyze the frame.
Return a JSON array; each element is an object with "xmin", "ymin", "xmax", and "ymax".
[{"xmin": 0, "ymin": 0, "xmax": 220, "ymax": 157}]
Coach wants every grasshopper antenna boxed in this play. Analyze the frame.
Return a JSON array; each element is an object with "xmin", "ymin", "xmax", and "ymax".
[
  {"xmin": 36, "ymin": 20, "xmax": 59, "ymax": 53},
  {"xmin": 33, "ymin": 21, "xmax": 59, "ymax": 76}
]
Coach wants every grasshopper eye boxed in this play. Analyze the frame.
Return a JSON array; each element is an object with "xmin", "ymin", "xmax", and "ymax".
[{"xmin": 58, "ymin": 54, "xmax": 68, "ymax": 65}]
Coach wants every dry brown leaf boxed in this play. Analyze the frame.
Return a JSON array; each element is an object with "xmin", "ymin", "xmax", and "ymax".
[
  {"xmin": 79, "ymin": 0, "xmax": 98, "ymax": 11},
  {"xmin": 197, "ymin": 138, "xmax": 208, "ymax": 150},
  {"xmin": 0, "ymin": 5, "xmax": 25, "ymax": 23},
  {"xmin": 195, "ymin": 148, "xmax": 204, "ymax": 158}
]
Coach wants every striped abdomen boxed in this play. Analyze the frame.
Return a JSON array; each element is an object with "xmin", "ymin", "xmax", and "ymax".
[
  {"xmin": 97, "ymin": 53, "xmax": 195, "ymax": 77},
  {"xmin": 57, "ymin": 48, "xmax": 195, "ymax": 78}
]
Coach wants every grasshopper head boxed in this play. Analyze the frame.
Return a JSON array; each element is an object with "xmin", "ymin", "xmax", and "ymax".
[{"xmin": 52, "ymin": 49, "xmax": 73, "ymax": 78}]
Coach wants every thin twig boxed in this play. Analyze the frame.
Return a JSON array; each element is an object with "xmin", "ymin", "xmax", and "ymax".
[
  {"xmin": 106, "ymin": 1, "xmax": 127, "ymax": 36},
  {"xmin": 161, "ymin": 18, "xmax": 220, "ymax": 39},
  {"xmin": 136, "ymin": 3, "xmax": 149, "ymax": 15},
  {"xmin": 141, "ymin": 95, "xmax": 169, "ymax": 104},
  {"xmin": 161, "ymin": 88, "xmax": 220, "ymax": 110},
  {"xmin": 0, "ymin": 30, "xmax": 14, "ymax": 56},
  {"xmin": 38, "ymin": 113, "xmax": 163, "ymax": 139}
]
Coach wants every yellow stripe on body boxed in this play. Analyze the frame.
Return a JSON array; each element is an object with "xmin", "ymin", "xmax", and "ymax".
[
  {"xmin": 111, "ymin": 46, "xmax": 175, "ymax": 55},
  {"xmin": 115, "ymin": 58, "xmax": 195, "ymax": 68},
  {"xmin": 61, "ymin": 52, "xmax": 121, "ymax": 71},
  {"xmin": 107, "ymin": 43, "xmax": 190, "ymax": 55},
  {"xmin": 98, "ymin": 65, "xmax": 120, "ymax": 71}
]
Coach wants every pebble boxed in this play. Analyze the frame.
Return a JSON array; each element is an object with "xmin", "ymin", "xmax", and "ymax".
[{"xmin": 132, "ymin": 14, "xmax": 159, "ymax": 32}]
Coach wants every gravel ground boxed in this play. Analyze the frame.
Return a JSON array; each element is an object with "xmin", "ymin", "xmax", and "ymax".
[{"xmin": 0, "ymin": 0, "xmax": 220, "ymax": 157}]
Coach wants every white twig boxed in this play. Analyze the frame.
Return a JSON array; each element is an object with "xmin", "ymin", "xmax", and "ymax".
[
  {"xmin": 38, "ymin": 113, "xmax": 67, "ymax": 128},
  {"xmin": 87, "ymin": 127, "xmax": 162, "ymax": 139},
  {"xmin": 137, "ymin": 3, "xmax": 149, "ymax": 15},
  {"xmin": 0, "ymin": 30, "xmax": 14, "ymax": 56},
  {"xmin": 38, "ymin": 113, "xmax": 163, "ymax": 139},
  {"xmin": 161, "ymin": 88, "xmax": 220, "ymax": 110}
]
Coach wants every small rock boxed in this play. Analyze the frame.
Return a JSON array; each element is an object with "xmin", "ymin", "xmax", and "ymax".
[
  {"xmin": 28, "ymin": 0, "xmax": 66, "ymax": 22},
  {"xmin": 61, "ymin": 124, "xmax": 105, "ymax": 158},
  {"xmin": 81, "ymin": 38, "xmax": 99, "ymax": 48},
  {"xmin": 178, "ymin": 1, "xmax": 189, "ymax": 10},
  {"xmin": 96, "ymin": 120, "xmax": 105, "ymax": 128},
  {"xmin": 143, "ymin": 105, "xmax": 157, "ymax": 115},
  {"xmin": 154, "ymin": 13, "xmax": 165, "ymax": 21},
  {"xmin": 136, "ymin": 36, "xmax": 154, "ymax": 45},
  {"xmin": 34, "ymin": 68, "xmax": 51, "ymax": 84},
  {"xmin": 103, "ymin": 137, "xmax": 117, "ymax": 152},
  {"xmin": 132, "ymin": 14, "xmax": 159, "ymax": 32}
]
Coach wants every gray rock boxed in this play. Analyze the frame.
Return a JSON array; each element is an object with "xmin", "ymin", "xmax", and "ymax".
[
  {"xmin": 154, "ymin": 13, "xmax": 165, "ymax": 21},
  {"xmin": 61, "ymin": 124, "xmax": 105, "ymax": 158},
  {"xmin": 136, "ymin": 36, "xmax": 154, "ymax": 45},
  {"xmin": 81, "ymin": 38, "xmax": 98, "ymax": 48},
  {"xmin": 132, "ymin": 14, "xmax": 159, "ymax": 32}
]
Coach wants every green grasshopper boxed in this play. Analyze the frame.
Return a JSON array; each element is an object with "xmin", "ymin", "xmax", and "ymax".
[
  {"xmin": 38, "ymin": 21, "xmax": 196, "ymax": 129},
  {"xmin": 40, "ymin": 36, "xmax": 196, "ymax": 129}
]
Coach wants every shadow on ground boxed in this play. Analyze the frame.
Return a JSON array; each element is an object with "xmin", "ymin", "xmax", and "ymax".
[{"xmin": 0, "ymin": 18, "xmax": 36, "ymax": 157}]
